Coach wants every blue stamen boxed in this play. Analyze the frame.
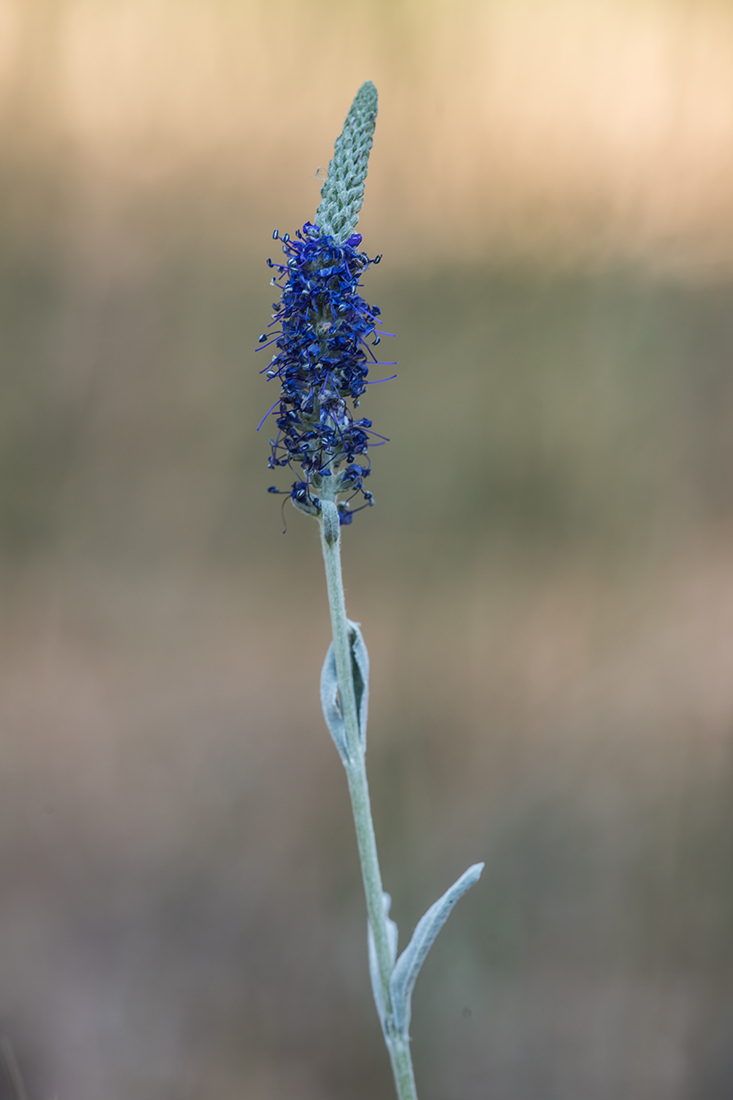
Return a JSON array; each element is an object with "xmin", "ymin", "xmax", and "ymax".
[
  {"xmin": 256, "ymin": 400, "xmax": 281, "ymax": 432},
  {"xmin": 255, "ymin": 337, "xmax": 279, "ymax": 352}
]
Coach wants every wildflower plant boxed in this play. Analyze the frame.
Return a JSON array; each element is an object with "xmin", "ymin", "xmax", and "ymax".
[{"xmin": 257, "ymin": 82, "xmax": 483, "ymax": 1100}]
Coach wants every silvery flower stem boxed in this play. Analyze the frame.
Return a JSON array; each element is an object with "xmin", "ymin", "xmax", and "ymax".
[{"xmin": 318, "ymin": 498, "xmax": 418, "ymax": 1100}]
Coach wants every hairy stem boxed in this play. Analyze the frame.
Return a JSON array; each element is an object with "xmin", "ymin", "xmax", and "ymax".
[{"xmin": 318, "ymin": 494, "xmax": 418, "ymax": 1100}]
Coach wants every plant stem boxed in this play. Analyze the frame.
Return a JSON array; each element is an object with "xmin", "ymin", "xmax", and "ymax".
[{"xmin": 318, "ymin": 496, "xmax": 418, "ymax": 1100}]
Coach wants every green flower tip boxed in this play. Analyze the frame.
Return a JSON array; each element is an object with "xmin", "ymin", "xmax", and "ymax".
[{"xmin": 315, "ymin": 81, "xmax": 378, "ymax": 245}]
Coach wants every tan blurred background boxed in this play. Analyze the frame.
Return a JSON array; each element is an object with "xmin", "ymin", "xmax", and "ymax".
[{"xmin": 1, "ymin": 0, "xmax": 733, "ymax": 1097}]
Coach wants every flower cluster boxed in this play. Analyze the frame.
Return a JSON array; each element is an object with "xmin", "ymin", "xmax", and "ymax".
[{"xmin": 258, "ymin": 221, "xmax": 393, "ymax": 524}]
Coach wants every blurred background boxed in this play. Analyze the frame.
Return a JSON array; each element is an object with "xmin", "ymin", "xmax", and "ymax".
[{"xmin": 1, "ymin": 0, "xmax": 733, "ymax": 1097}]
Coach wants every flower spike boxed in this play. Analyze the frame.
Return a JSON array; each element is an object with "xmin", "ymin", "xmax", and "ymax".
[{"xmin": 259, "ymin": 84, "xmax": 392, "ymax": 525}]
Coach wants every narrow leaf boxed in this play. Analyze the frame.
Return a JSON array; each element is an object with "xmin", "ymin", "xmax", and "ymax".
[
  {"xmin": 390, "ymin": 862, "xmax": 484, "ymax": 1038},
  {"xmin": 347, "ymin": 620, "xmax": 370, "ymax": 753},
  {"xmin": 319, "ymin": 621, "xmax": 370, "ymax": 765},
  {"xmin": 368, "ymin": 893, "xmax": 399, "ymax": 1038},
  {"xmin": 319, "ymin": 641, "xmax": 349, "ymax": 765}
]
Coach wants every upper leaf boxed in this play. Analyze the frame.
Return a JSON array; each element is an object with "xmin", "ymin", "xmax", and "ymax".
[{"xmin": 319, "ymin": 619, "xmax": 370, "ymax": 764}]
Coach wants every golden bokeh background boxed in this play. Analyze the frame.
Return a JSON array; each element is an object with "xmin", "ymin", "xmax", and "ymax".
[{"xmin": 1, "ymin": 1, "xmax": 733, "ymax": 1097}]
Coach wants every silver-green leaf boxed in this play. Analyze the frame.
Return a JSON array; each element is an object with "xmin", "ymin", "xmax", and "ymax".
[
  {"xmin": 319, "ymin": 619, "xmax": 370, "ymax": 764},
  {"xmin": 368, "ymin": 892, "xmax": 399, "ymax": 1039},
  {"xmin": 390, "ymin": 862, "xmax": 484, "ymax": 1038},
  {"xmin": 320, "ymin": 640, "xmax": 348, "ymax": 764},
  {"xmin": 348, "ymin": 620, "xmax": 369, "ymax": 753}
]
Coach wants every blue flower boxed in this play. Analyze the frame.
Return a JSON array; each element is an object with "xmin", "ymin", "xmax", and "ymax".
[{"xmin": 258, "ymin": 222, "xmax": 393, "ymax": 524}]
